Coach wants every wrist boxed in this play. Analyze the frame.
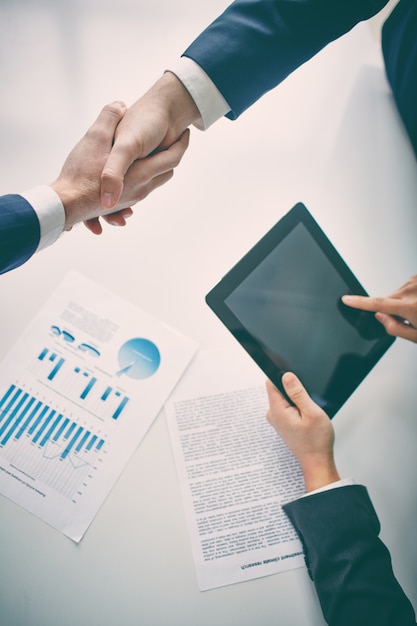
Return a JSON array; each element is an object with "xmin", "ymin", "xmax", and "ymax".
[
  {"xmin": 301, "ymin": 458, "xmax": 340, "ymax": 493},
  {"xmin": 158, "ymin": 71, "xmax": 200, "ymax": 139},
  {"xmin": 50, "ymin": 179, "xmax": 85, "ymax": 230}
]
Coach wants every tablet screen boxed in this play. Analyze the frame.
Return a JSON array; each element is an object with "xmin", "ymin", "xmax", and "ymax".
[{"xmin": 206, "ymin": 203, "xmax": 395, "ymax": 417}]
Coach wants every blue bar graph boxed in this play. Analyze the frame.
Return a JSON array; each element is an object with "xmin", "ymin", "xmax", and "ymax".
[
  {"xmin": 62, "ymin": 426, "xmax": 84, "ymax": 459},
  {"xmin": 37, "ymin": 348, "xmax": 65, "ymax": 381},
  {"xmin": 53, "ymin": 417, "xmax": 69, "ymax": 442},
  {"xmin": 48, "ymin": 357, "xmax": 65, "ymax": 381},
  {"xmin": 0, "ymin": 385, "xmax": 106, "ymax": 461},
  {"xmin": 33, "ymin": 409, "xmax": 56, "ymax": 444},
  {"xmin": 101, "ymin": 386, "xmax": 112, "ymax": 401},
  {"xmin": 29, "ymin": 406, "xmax": 50, "ymax": 435},
  {"xmin": 0, "ymin": 392, "xmax": 28, "ymax": 438},
  {"xmin": 40, "ymin": 413, "xmax": 63, "ymax": 447},
  {"xmin": 75, "ymin": 430, "xmax": 91, "ymax": 453},
  {"xmin": 15, "ymin": 400, "xmax": 43, "ymax": 439},
  {"xmin": 0, "ymin": 384, "xmax": 16, "ymax": 408},
  {"xmin": 86, "ymin": 434, "xmax": 97, "ymax": 451},
  {"xmin": 64, "ymin": 422, "xmax": 77, "ymax": 439},
  {"xmin": 0, "ymin": 386, "xmax": 22, "ymax": 416},
  {"xmin": 113, "ymin": 396, "xmax": 129, "ymax": 420},
  {"xmin": 33, "ymin": 348, "xmax": 130, "ymax": 421},
  {"xmin": 80, "ymin": 377, "xmax": 97, "ymax": 400},
  {"xmin": 1, "ymin": 396, "xmax": 35, "ymax": 446}
]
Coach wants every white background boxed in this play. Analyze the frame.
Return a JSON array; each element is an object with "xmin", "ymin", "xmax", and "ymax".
[{"xmin": 0, "ymin": 1, "xmax": 416, "ymax": 624}]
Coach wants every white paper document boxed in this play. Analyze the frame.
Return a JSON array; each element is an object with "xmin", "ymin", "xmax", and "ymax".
[
  {"xmin": 165, "ymin": 348, "xmax": 306, "ymax": 591},
  {"xmin": 0, "ymin": 271, "xmax": 198, "ymax": 542}
]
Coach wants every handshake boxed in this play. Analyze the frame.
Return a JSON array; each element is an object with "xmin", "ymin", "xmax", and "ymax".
[{"xmin": 52, "ymin": 72, "xmax": 199, "ymax": 234}]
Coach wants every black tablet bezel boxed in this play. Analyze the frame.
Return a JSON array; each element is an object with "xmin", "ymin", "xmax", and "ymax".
[{"xmin": 205, "ymin": 202, "xmax": 395, "ymax": 417}]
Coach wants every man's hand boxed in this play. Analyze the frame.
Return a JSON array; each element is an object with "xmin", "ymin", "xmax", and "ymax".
[
  {"xmin": 100, "ymin": 72, "xmax": 200, "ymax": 210},
  {"xmin": 266, "ymin": 373, "xmax": 340, "ymax": 492},
  {"xmin": 51, "ymin": 100, "xmax": 190, "ymax": 233},
  {"xmin": 342, "ymin": 275, "xmax": 417, "ymax": 343}
]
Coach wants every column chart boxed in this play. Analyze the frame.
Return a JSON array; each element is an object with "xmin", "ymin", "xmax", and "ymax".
[
  {"xmin": 0, "ymin": 384, "xmax": 106, "ymax": 500},
  {"xmin": 0, "ymin": 271, "xmax": 198, "ymax": 541},
  {"xmin": 33, "ymin": 347, "xmax": 129, "ymax": 422}
]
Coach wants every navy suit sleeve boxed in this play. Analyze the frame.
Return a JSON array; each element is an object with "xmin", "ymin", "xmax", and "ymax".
[
  {"xmin": 0, "ymin": 194, "xmax": 41, "ymax": 274},
  {"xmin": 182, "ymin": 0, "xmax": 389, "ymax": 119},
  {"xmin": 382, "ymin": 0, "xmax": 417, "ymax": 156},
  {"xmin": 283, "ymin": 485, "xmax": 416, "ymax": 626}
]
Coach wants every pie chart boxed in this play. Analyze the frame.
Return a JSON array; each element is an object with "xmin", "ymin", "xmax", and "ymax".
[{"xmin": 117, "ymin": 338, "xmax": 161, "ymax": 379}]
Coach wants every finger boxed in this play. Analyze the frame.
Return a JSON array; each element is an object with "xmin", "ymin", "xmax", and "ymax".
[
  {"xmin": 125, "ymin": 170, "xmax": 174, "ymax": 205},
  {"xmin": 102, "ymin": 128, "xmax": 190, "ymax": 210},
  {"xmin": 86, "ymin": 102, "xmax": 128, "ymax": 211},
  {"xmin": 83, "ymin": 208, "xmax": 133, "ymax": 235},
  {"xmin": 83, "ymin": 217, "xmax": 103, "ymax": 235},
  {"xmin": 281, "ymin": 372, "xmax": 317, "ymax": 414},
  {"xmin": 137, "ymin": 129, "xmax": 190, "ymax": 179},
  {"xmin": 265, "ymin": 379, "xmax": 289, "ymax": 408},
  {"xmin": 101, "ymin": 143, "xmax": 133, "ymax": 210},
  {"xmin": 375, "ymin": 313, "xmax": 417, "ymax": 343},
  {"xmin": 101, "ymin": 208, "xmax": 133, "ymax": 227},
  {"xmin": 101, "ymin": 115, "xmax": 158, "ymax": 211},
  {"xmin": 121, "ymin": 130, "xmax": 189, "ymax": 203},
  {"xmin": 100, "ymin": 128, "xmax": 188, "ymax": 210},
  {"xmin": 265, "ymin": 379, "xmax": 296, "ymax": 426},
  {"xmin": 86, "ymin": 101, "xmax": 127, "ymax": 144},
  {"xmin": 342, "ymin": 294, "xmax": 407, "ymax": 317}
]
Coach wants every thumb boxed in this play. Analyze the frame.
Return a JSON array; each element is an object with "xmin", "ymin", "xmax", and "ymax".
[
  {"xmin": 88, "ymin": 101, "xmax": 127, "ymax": 210},
  {"xmin": 91, "ymin": 101, "xmax": 126, "ymax": 140},
  {"xmin": 94, "ymin": 101, "xmax": 130, "ymax": 209},
  {"xmin": 281, "ymin": 372, "xmax": 316, "ymax": 413},
  {"xmin": 101, "ymin": 145, "xmax": 127, "ymax": 210},
  {"xmin": 100, "ymin": 106, "xmax": 139, "ymax": 211}
]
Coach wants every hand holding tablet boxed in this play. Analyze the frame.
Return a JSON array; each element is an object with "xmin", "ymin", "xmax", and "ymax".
[{"xmin": 206, "ymin": 203, "xmax": 395, "ymax": 417}]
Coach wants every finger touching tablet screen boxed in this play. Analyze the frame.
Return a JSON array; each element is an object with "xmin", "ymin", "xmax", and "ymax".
[{"xmin": 206, "ymin": 203, "xmax": 395, "ymax": 417}]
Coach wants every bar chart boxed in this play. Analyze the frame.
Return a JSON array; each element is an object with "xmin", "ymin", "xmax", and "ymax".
[
  {"xmin": 0, "ymin": 270, "xmax": 198, "ymax": 541},
  {"xmin": 0, "ymin": 384, "xmax": 107, "ymax": 500},
  {"xmin": 32, "ymin": 347, "xmax": 129, "ymax": 422}
]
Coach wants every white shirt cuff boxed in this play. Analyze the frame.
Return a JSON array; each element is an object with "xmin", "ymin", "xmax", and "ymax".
[
  {"xmin": 300, "ymin": 477, "xmax": 356, "ymax": 498},
  {"xmin": 166, "ymin": 57, "xmax": 231, "ymax": 130},
  {"xmin": 21, "ymin": 186, "xmax": 65, "ymax": 252}
]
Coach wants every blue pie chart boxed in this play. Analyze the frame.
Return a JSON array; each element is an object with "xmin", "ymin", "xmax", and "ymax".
[{"xmin": 117, "ymin": 338, "xmax": 161, "ymax": 379}]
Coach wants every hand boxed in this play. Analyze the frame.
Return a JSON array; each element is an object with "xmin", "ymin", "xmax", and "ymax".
[
  {"xmin": 342, "ymin": 275, "xmax": 417, "ymax": 343},
  {"xmin": 83, "ymin": 207, "xmax": 133, "ymax": 235},
  {"xmin": 51, "ymin": 100, "xmax": 190, "ymax": 233},
  {"xmin": 100, "ymin": 72, "xmax": 200, "ymax": 210},
  {"xmin": 266, "ymin": 373, "xmax": 340, "ymax": 492}
]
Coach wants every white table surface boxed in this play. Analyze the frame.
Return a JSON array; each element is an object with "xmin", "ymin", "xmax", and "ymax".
[{"xmin": 0, "ymin": 2, "xmax": 416, "ymax": 625}]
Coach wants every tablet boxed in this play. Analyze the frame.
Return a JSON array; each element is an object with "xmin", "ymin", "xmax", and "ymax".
[{"xmin": 206, "ymin": 203, "xmax": 395, "ymax": 417}]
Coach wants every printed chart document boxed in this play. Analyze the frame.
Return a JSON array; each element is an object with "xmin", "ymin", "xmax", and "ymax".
[
  {"xmin": 0, "ymin": 271, "xmax": 198, "ymax": 542},
  {"xmin": 165, "ymin": 348, "xmax": 306, "ymax": 591}
]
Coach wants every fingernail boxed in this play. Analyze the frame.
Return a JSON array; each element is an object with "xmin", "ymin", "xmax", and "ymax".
[
  {"xmin": 282, "ymin": 371, "xmax": 297, "ymax": 386},
  {"xmin": 341, "ymin": 295, "xmax": 354, "ymax": 303},
  {"xmin": 102, "ymin": 193, "xmax": 114, "ymax": 209}
]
